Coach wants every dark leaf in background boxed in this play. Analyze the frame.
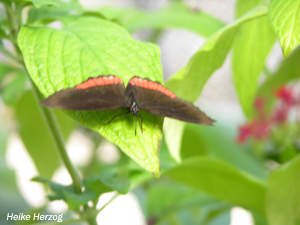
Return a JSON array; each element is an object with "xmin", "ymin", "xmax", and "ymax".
[
  {"xmin": 165, "ymin": 157, "xmax": 266, "ymax": 214},
  {"xmin": 0, "ymin": 62, "xmax": 15, "ymax": 83},
  {"xmin": 84, "ymin": 171, "xmax": 130, "ymax": 196},
  {"xmin": 181, "ymin": 124, "xmax": 268, "ymax": 179},
  {"xmin": 258, "ymin": 46, "xmax": 300, "ymax": 111},
  {"xmin": 1, "ymin": 71, "xmax": 27, "ymax": 106},
  {"xmin": 0, "ymin": 126, "xmax": 29, "ymax": 225},
  {"xmin": 16, "ymin": 90, "xmax": 75, "ymax": 179},
  {"xmin": 103, "ymin": 2, "xmax": 225, "ymax": 38},
  {"xmin": 266, "ymin": 154, "xmax": 300, "ymax": 225},
  {"xmin": 233, "ymin": 0, "xmax": 276, "ymax": 118},
  {"xmin": 13, "ymin": 0, "xmax": 60, "ymax": 8},
  {"xmin": 31, "ymin": 176, "xmax": 93, "ymax": 209},
  {"xmin": 27, "ymin": 0, "xmax": 83, "ymax": 25},
  {"xmin": 164, "ymin": 3, "xmax": 269, "ymax": 162}
]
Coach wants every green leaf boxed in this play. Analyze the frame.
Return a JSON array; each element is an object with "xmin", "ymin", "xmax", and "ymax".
[
  {"xmin": 97, "ymin": 3, "xmax": 225, "ymax": 38},
  {"xmin": 18, "ymin": 17, "xmax": 163, "ymax": 177},
  {"xmin": 32, "ymin": 176, "xmax": 76, "ymax": 198},
  {"xmin": 181, "ymin": 124, "xmax": 268, "ymax": 179},
  {"xmin": 13, "ymin": 0, "xmax": 60, "ymax": 8},
  {"xmin": 266, "ymin": 154, "xmax": 300, "ymax": 225},
  {"xmin": 145, "ymin": 182, "xmax": 231, "ymax": 225},
  {"xmin": 84, "ymin": 172, "xmax": 130, "ymax": 195},
  {"xmin": 252, "ymin": 210, "xmax": 268, "ymax": 225},
  {"xmin": 0, "ymin": 27, "xmax": 7, "ymax": 39},
  {"xmin": 163, "ymin": 118, "xmax": 185, "ymax": 162},
  {"xmin": 0, "ymin": 0, "xmax": 11, "ymax": 5},
  {"xmin": 145, "ymin": 183, "xmax": 219, "ymax": 218},
  {"xmin": 16, "ymin": 90, "xmax": 75, "ymax": 179},
  {"xmin": 165, "ymin": 157, "xmax": 266, "ymax": 214},
  {"xmin": 0, "ymin": 62, "xmax": 15, "ymax": 83},
  {"xmin": 34, "ymin": 171, "xmax": 130, "ymax": 209},
  {"xmin": 1, "ymin": 71, "xmax": 27, "ymax": 105},
  {"xmin": 63, "ymin": 188, "xmax": 96, "ymax": 210},
  {"xmin": 164, "ymin": 3, "xmax": 269, "ymax": 160},
  {"xmin": 124, "ymin": 2, "xmax": 224, "ymax": 38},
  {"xmin": 236, "ymin": 0, "xmax": 264, "ymax": 18},
  {"xmin": 27, "ymin": 0, "xmax": 83, "ymax": 24},
  {"xmin": 165, "ymin": 3, "xmax": 269, "ymax": 102},
  {"xmin": 258, "ymin": 45, "xmax": 300, "ymax": 107},
  {"xmin": 233, "ymin": 1, "xmax": 276, "ymax": 117},
  {"xmin": 268, "ymin": 0, "xmax": 300, "ymax": 57},
  {"xmin": 32, "ymin": 176, "xmax": 75, "ymax": 195}
]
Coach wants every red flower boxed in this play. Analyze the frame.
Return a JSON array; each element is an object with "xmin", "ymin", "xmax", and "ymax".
[
  {"xmin": 237, "ymin": 119, "xmax": 271, "ymax": 143},
  {"xmin": 272, "ymin": 105, "xmax": 290, "ymax": 123},
  {"xmin": 237, "ymin": 124, "xmax": 252, "ymax": 143},
  {"xmin": 275, "ymin": 85, "xmax": 296, "ymax": 106},
  {"xmin": 251, "ymin": 120, "xmax": 271, "ymax": 140},
  {"xmin": 254, "ymin": 97, "xmax": 265, "ymax": 112},
  {"xmin": 147, "ymin": 216, "xmax": 157, "ymax": 225},
  {"xmin": 254, "ymin": 97, "xmax": 266, "ymax": 120}
]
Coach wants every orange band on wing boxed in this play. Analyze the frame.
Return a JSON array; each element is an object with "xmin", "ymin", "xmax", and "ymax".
[
  {"xmin": 128, "ymin": 76, "xmax": 176, "ymax": 99},
  {"xmin": 76, "ymin": 76, "xmax": 122, "ymax": 89}
]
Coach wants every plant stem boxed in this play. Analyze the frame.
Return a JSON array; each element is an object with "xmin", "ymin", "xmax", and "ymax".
[
  {"xmin": 86, "ymin": 217, "xmax": 98, "ymax": 225},
  {"xmin": 4, "ymin": 2, "xmax": 100, "ymax": 224},
  {"xmin": 149, "ymin": 29, "xmax": 163, "ymax": 44},
  {"xmin": 0, "ymin": 45, "xmax": 23, "ymax": 64},
  {"xmin": 97, "ymin": 193, "xmax": 119, "ymax": 214},
  {"xmin": 30, "ymin": 78, "xmax": 83, "ymax": 193}
]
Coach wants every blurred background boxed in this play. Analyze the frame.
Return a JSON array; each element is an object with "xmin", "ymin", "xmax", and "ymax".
[{"xmin": 0, "ymin": 0, "xmax": 285, "ymax": 224}]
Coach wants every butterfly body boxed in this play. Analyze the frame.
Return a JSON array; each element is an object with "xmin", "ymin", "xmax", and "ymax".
[{"xmin": 40, "ymin": 75, "xmax": 215, "ymax": 131}]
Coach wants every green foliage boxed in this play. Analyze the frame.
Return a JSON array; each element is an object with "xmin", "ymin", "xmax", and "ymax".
[
  {"xmin": 165, "ymin": 3, "xmax": 269, "ymax": 102},
  {"xmin": 101, "ymin": 2, "xmax": 225, "ymax": 38},
  {"xmin": 27, "ymin": 0, "xmax": 83, "ymax": 24},
  {"xmin": 144, "ymin": 183, "xmax": 231, "ymax": 225},
  {"xmin": 83, "ymin": 172, "xmax": 130, "ymax": 195},
  {"xmin": 258, "ymin": 46, "xmax": 300, "ymax": 108},
  {"xmin": 13, "ymin": 0, "xmax": 60, "ymax": 8},
  {"xmin": 0, "ymin": 0, "xmax": 300, "ymax": 224},
  {"xmin": 1, "ymin": 71, "xmax": 27, "ymax": 105},
  {"xmin": 268, "ymin": 0, "xmax": 300, "ymax": 57},
  {"xmin": 181, "ymin": 124, "xmax": 268, "ymax": 179},
  {"xmin": 33, "ymin": 171, "xmax": 130, "ymax": 210},
  {"xmin": 0, "ymin": 62, "xmax": 15, "ymax": 82},
  {"xmin": 233, "ymin": 0, "xmax": 276, "ymax": 117},
  {"xmin": 0, "ymin": 129, "xmax": 29, "ymax": 224},
  {"xmin": 16, "ymin": 90, "xmax": 75, "ymax": 179},
  {"xmin": 266, "ymin": 154, "xmax": 300, "ymax": 225},
  {"xmin": 165, "ymin": 157, "xmax": 266, "ymax": 214},
  {"xmin": 164, "ymin": 3, "xmax": 269, "ymax": 159}
]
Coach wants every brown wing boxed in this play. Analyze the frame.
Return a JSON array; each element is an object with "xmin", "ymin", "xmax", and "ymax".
[
  {"xmin": 125, "ymin": 77, "xmax": 215, "ymax": 125},
  {"xmin": 40, "ymin": 75, "xmax": 129, "ymax": 110}
]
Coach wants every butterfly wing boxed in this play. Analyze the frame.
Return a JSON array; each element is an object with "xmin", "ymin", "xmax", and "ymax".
[
  {"xmin": 40, "ymin": 76, "xmax": 129, "ymax": 110},
  {"xmin": 125, "ymin": 77, "xmax": 215, "ymax": 125}
]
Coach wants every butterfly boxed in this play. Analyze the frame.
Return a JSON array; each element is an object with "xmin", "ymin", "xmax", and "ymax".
[{"xmin": 40, "ymin": 75, "xmax": 215, "ymax": 134}]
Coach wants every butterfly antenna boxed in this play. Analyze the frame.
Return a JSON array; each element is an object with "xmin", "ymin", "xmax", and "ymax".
[{"xmin": 103, "ymin": 111, "xmax": 130, "ymax": 125}]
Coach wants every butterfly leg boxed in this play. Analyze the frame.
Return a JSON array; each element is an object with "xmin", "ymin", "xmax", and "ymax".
[
  {"xmin": 138, "ymin": 114, "xmax": 144, "ymax": 133},
  {"xmin": 103, "ymin": 111, "xmax": 130, "ymax": 125},
  {"xmin": 134, "ymin": 114, "xmax": 145, "ymax": 135},
  {"xmin": 135, "ymin": 115, "xmax": 137, "ymax": 136}
]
